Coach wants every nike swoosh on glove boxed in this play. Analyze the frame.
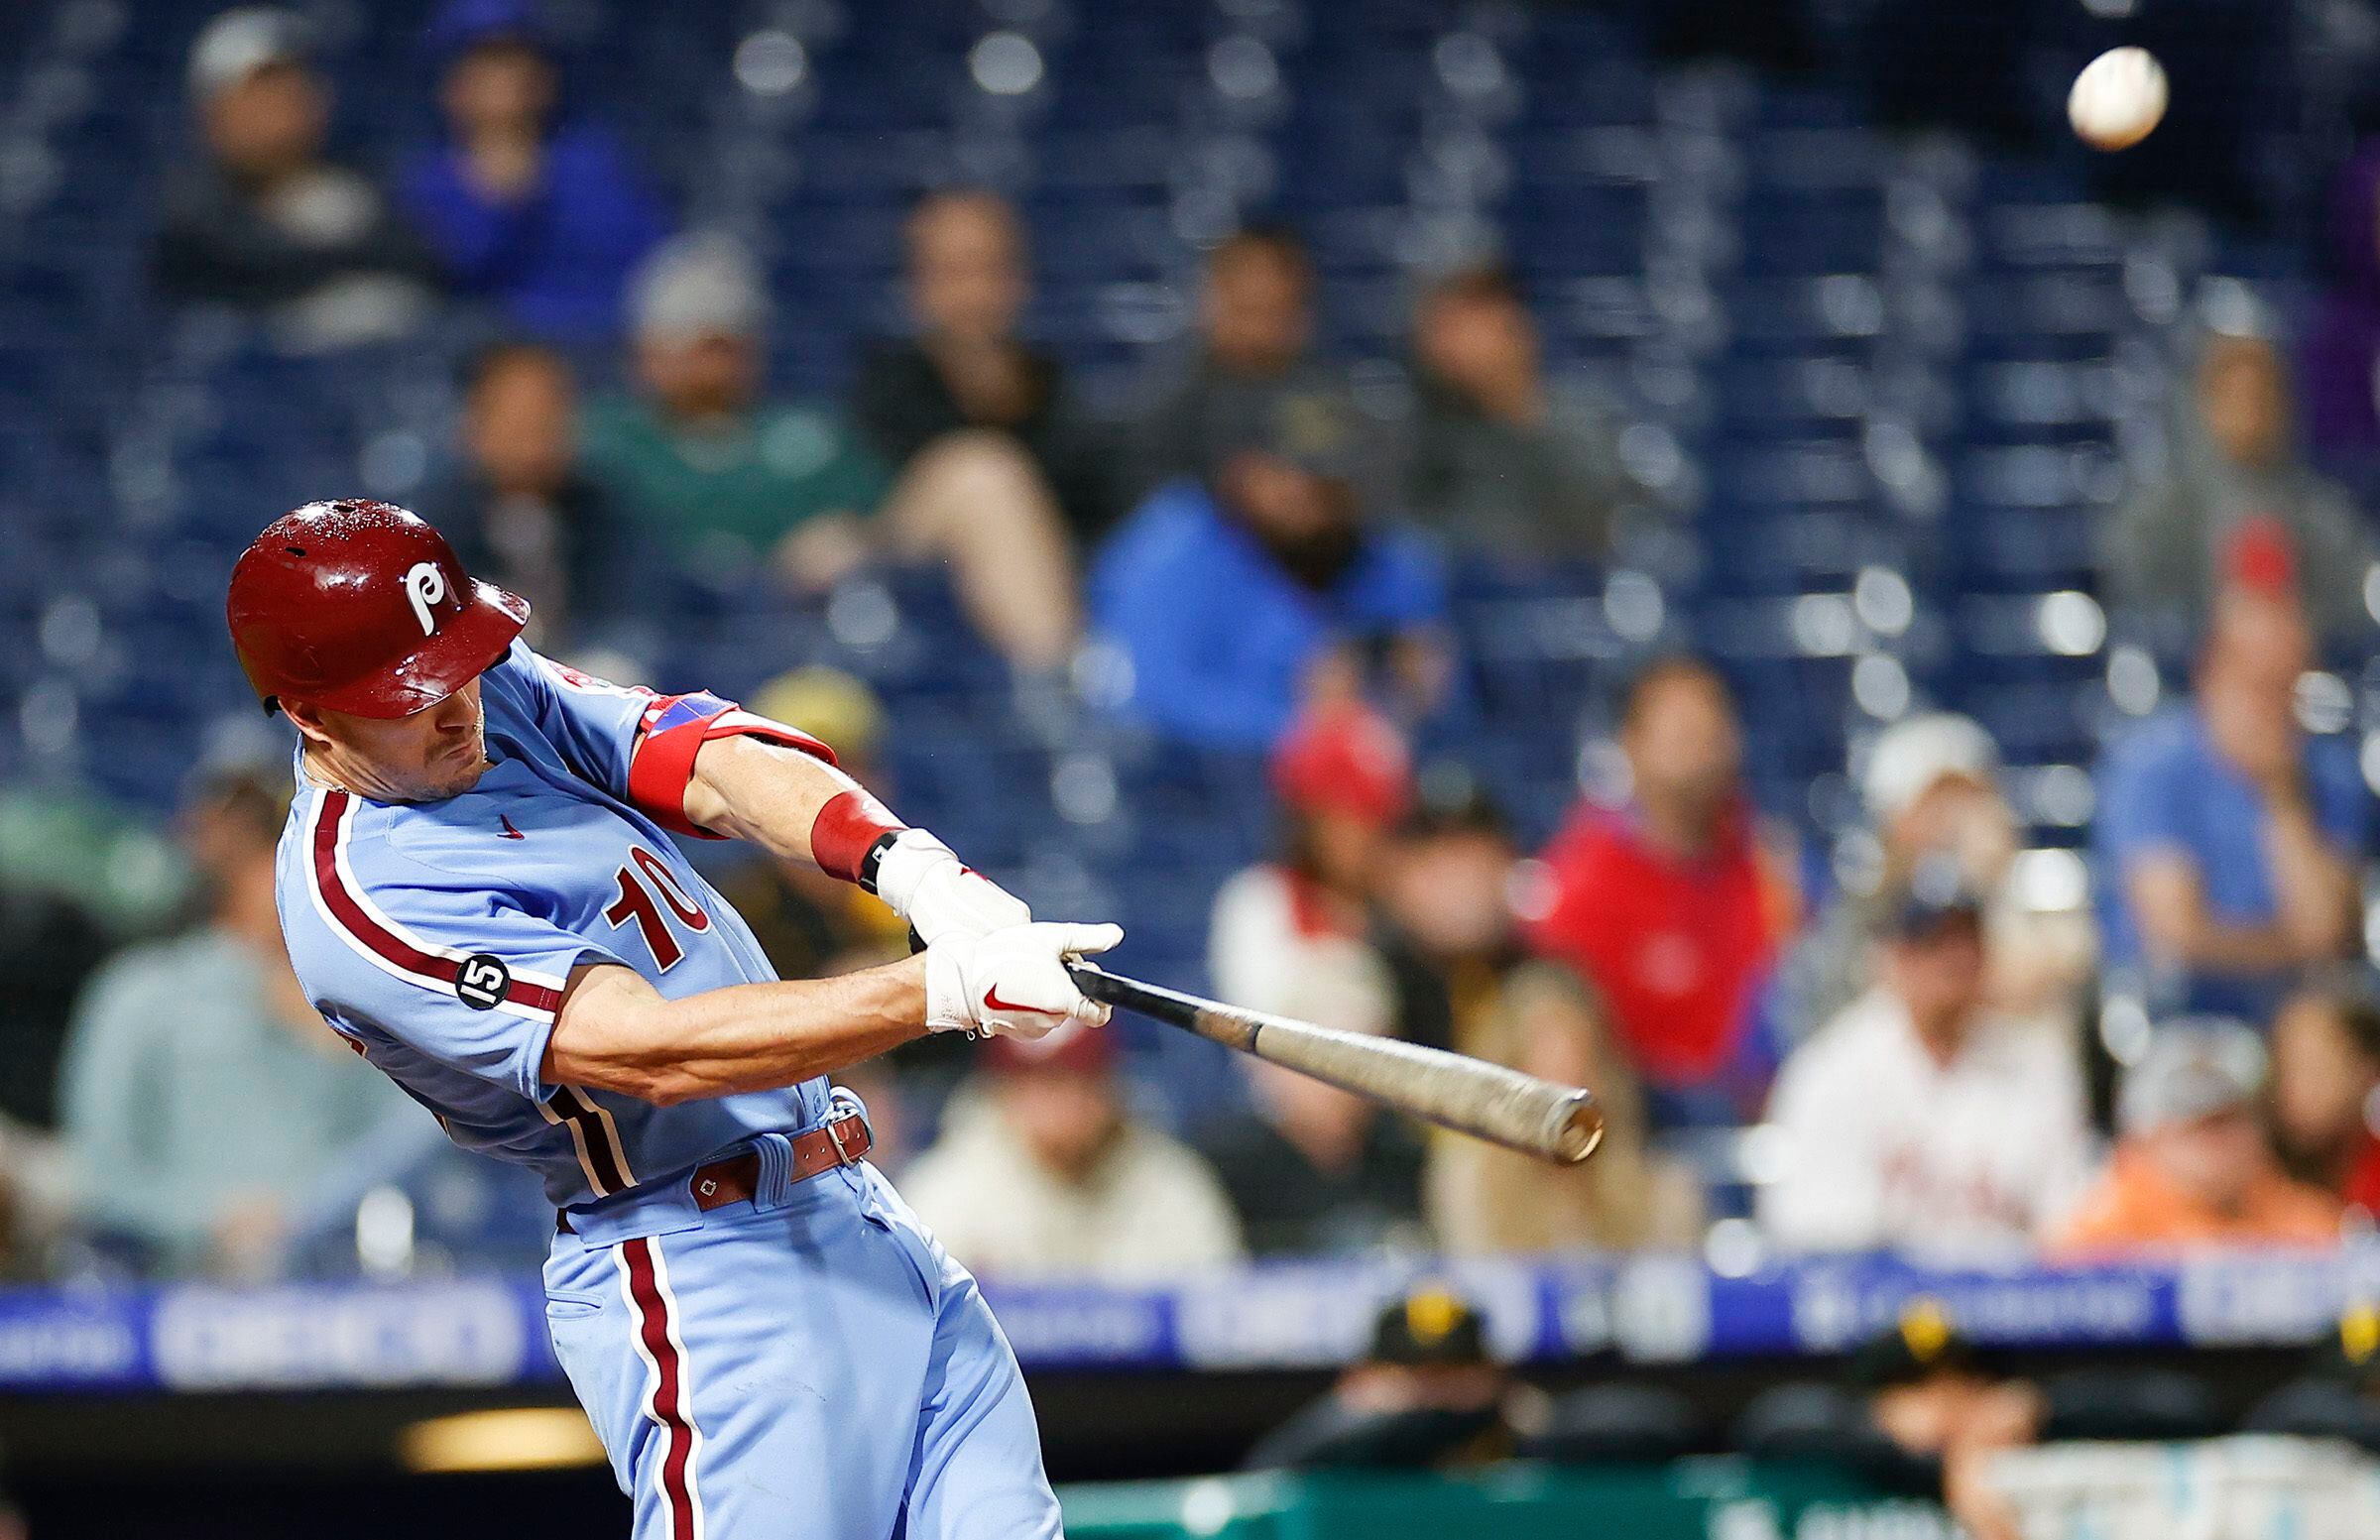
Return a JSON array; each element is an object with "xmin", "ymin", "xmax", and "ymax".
[
  {"xmin": 925, "ymin": 922, "xmax": 1125, "ymax": 1039},
  {"xmin": 873, "ymin": 828, "xmax": 1032, "ymax": 945}
]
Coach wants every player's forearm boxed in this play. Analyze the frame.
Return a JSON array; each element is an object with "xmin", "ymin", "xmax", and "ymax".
[
  {"xmin": 682, "ymin": 734, "xmax": 875, "ymax": 870},
  {"xmin": 545, "ymin": 957, "xmax": 930, "ymax": 1106}
]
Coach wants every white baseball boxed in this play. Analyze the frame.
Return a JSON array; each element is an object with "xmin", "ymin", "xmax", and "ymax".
[{"xmin": 2068, "ymin": 47, "xmax": 2168, "ymax": 153}]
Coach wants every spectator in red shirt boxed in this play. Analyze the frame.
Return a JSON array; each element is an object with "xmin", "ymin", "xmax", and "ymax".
[
  {"xmin": 2269, "ymin": 982, "xmax": 2380, "ymax": 1218},
  {"xmin": 1524, "ymin": 656, "xmax": 1796, "ymax": 1124}
]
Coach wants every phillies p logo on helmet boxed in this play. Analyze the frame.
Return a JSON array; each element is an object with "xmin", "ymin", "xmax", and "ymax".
[{"xmin": 404, "ymin": 560, "xmax": 449, "ymax": 638}]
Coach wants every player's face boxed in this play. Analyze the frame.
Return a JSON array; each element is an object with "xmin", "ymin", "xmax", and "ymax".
[{"xmin": 298, "ymin": 678, "xmax": 491, "ymax": 803}]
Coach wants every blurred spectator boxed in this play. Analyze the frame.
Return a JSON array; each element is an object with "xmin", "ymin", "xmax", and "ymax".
[
  {"xmin": 0, "ymin": 1112, "xmax": 65, "ymax": 1281},
  {"xmin": 1383, "ymin": 779, "xmax": 1702, "ymax": 1251},
  {"xmin": 2094, "ymin": 589, "xmax": 2364, "ymax": 1023},
  {"xmin": 1525, "ymin": 657, "xmax": 1796, "ymax": 1124},
  {"xmin": 415, "ymin": 340, "xmax": 649, "ymax": 651},
  {"xmin": 1245, "ymin": 1288, "xmax": 1535, "ymax": 1471},
  {"xmin": 2267, "ymin": 983, "xmax": 2380, "ymax": 1217},
  {"xmin": 2050, "ymin": 1020, "xmax": 2341, "ymax": 1255},
  {"xmin": 153, "ymin": 8, "xmax": 438, "ymax": 350},
  {"xmin": 1208, "ymin": 701, "xmax": 1408, "ymax": 1017},
  {"xmin": 1091, "ymin": 384, "xmax": 1451, "ymax": 748},
  {"xmin": 853, "ymin": 189, "xmax": 1120, "ymax": 545},
  {"xmin": 1133, "ymin": 226, "xmax": 1349, "ymax": 497},
  {"xmin": 0, "ymin": 881, "xmax": 113, "ymax": 1131},
  {"xmin": 1793, "ymin": 713, "xmax": 2092, "ymax": 1036},
  {"xmin": 2102, "ymin": 330, "xmax": 2371, "ymax": 646},
  {"xmin": 399, "ymin": 0, "xmax": 670, "ymax": 343},
  {"xmin": 1401, "ymin": 266, "xmax": 1636, "ymax": 562},
  {"xmin": 713, "ymin": 667, "xmax": 911, "ymax": 984},
  {"xmin": 57, "ymin": 768, "xmax": 423, "ymax": 1279},
  {"xmin": 1760, "ymin": 858, "xmax": 2094, "ymax": 1257},
  {"xmin": 583, "ymin": 233, "xmax": 1081, "ymax": 671},
  {"xmin": 1846, "ymin": 1306, "xmax": 2037, "ymax": 1540},
  {"xmin": 1196, "ymin": 947, "xmax": 1428, "ymax": 1255},
  {"xmin": 899, "ymin": 1025, "xmax": 1243, "ymax": 1281}
]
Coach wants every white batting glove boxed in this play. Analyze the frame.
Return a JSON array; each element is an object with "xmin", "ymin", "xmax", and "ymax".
[
  {"xmin": 925, "ymin": 922, "xmax": 1124, "ymax": 1039},
  {"xmin": 873, "ymin": 828, "xmax": 1031, "ymax": 945}
]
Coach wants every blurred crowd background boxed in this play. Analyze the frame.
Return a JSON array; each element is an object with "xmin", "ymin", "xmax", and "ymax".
[{"xmin": 13, "ymin": 0, "xmax": 2380, "ymax": 1526}]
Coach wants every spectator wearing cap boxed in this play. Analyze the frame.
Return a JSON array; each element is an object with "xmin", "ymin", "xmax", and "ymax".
[
  {"xmin": 1846, "ymin": 1304, "xmax": 2037, "ymax": 1540},
  {"xmin": 2093, "ymin": 588, "xmax": 2365, "ymax": 1024},
  {"xmin": 583, "ymin": 232, "xmax": 1084, "ymax": 671},
  {"xmin": 1379, "ymin": 779, "xmax": 1703, "ymax": 1252},
  {"xmin": 153, "ymin": 7, "xmax": 439, "ymax": 350},
  {"xmin": 1091, "ymin": 385, "xmax": 1451, "ymax": 750},
  {"xmin": 1195, "ymin": 943, "xmax": 1429, "ymax": 1256},
  {"xmin": 57, "ymin": 768, "xmax": 424, "ymax": 1279},
  {"xmin": 897, "ymin": 1024, "xmax": 1243, "ymax": 1281},
  {"xmin": 399, "ymin": 0, "xmax": 670, "ymax": 343},
  {"xmin": 1399, "ymin": 265, "xmax": 1641, "ymax": 563},
  {"xmin": 414, "ymin": 340, "xmax": 652, "ymax": 652},
  {"xmin": 1760, "ymin": 857, "xmax": 2095, "ymax": 1257},
  {"xmin": 1245, "ymin": 1287, "xmax": 1533, "ymax": 1471},
  {"xmin": 2266, "ymin": 984, "xmax": 2380, "ymax": 1217},
  {"xmin": 1525, "ymin": 656, "xmax": 1798, "ymax": 1125},
  {"xmin": 1208, "ymin": 701, "xmax": 1410, "ymax": 1019},
  {"xmin": 853, "ymin": 189, "xmax": 1122, "ymax": 547},
  {"xmin": 1130, "ymin": 226, "xmax": 1353, "ymax": 500},
  {"xmin": 2050, "ymin": 1019, "xmax": 2342, "ymax": 1254},
  {"xmin": 2104, "ymin": 328, "xmax": 2371, "ymax": 648},
  {"xmin": 1737, "ymin": 1302, "xmax": 2037, "ymax": 1540},
  {"xmin": 1791, "ymin": 713, "xmax": 2091, "ymax": 1037}
]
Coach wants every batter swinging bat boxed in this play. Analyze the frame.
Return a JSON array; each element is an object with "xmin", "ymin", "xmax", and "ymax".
[{"xmin": 1065, "ymin": 964, "xmax": 1603, "ymax": 1165}]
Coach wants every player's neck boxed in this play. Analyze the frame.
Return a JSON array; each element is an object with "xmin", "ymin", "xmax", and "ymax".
[{"xmin": 300, "ymin": 741, "xmax": 423, "ymax": 803}]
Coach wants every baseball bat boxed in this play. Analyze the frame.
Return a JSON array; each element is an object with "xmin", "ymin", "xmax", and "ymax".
[{"xmin": 1065, "ymin": 964, "xmax": 1604, "ymax": 1166}]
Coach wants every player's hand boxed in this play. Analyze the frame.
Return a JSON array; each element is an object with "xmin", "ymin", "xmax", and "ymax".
[
  {"xmin": 925, "ymin": 921, "xmax": 1123, "ymax": 1038},
  {"xmin": 873, "ymin": 828, "xmax": 1031, "ymax": 944}
]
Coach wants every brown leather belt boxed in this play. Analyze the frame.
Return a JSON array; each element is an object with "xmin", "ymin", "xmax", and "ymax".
[{"xmin": 558, "ymin": 1111, "xmax": 872, "ymax": 1235}]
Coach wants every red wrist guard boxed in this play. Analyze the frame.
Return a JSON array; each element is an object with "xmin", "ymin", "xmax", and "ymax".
[{"xmin": 810, "ymin": 788, "xmax": 906, "ymax": 886}]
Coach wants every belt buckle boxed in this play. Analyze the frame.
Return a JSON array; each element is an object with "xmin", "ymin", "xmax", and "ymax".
[{"xmin": 825, "ymin": 1116, "xmax": 855, "ymax": 1166}]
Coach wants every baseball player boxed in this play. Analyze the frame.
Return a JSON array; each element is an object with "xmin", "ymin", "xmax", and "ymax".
[{"xmin": 226, "ymin": 499, "xmax": 1115, "ymax": 1538}]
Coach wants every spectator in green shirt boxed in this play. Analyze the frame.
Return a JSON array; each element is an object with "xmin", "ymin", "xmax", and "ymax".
[
  {"xmin": 584, "ymin": 232, "xmax": 1081, "ymax": 671},
  {"xmin": 57, "ymin": 767, "xmax": 427, "ymax": 1280}
]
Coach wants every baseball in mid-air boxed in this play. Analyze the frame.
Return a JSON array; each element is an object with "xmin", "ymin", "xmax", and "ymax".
[{"xmin": 2068, "ymin": 47, "xmax": 2168, "ymax": 152}]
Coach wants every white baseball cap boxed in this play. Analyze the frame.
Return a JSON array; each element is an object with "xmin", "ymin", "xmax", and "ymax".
[
  {"xmin": 188, "ymin": 8, "xmax": 310, "ymax": 101},
  {"xmin": 1861, "ymin": 712, "xmax": 2000, "ymax": 822},
  {"xmin": 2118, "ymin": 1020, "xmax": 2266, "ymax": 1135},
  {"xmin": 630, "ymin": 233, "xmax": 773, "ymax": 344}
]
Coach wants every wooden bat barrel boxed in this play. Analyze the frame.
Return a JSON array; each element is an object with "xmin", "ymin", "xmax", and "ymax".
[{"xmin": 1067, "ymin": 966, "xmax": 1604, "ymax": 1166}]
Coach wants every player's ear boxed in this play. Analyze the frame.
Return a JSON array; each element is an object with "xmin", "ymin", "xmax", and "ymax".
[{"xmin": 283, "ymin": 699, "xmax": 335, "ymax": 748}]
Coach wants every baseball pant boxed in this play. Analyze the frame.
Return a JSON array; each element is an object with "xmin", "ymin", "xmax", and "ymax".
[{"xmin": 543, "ymin": 1159, "xmax": 1061, "ymax": 1539}]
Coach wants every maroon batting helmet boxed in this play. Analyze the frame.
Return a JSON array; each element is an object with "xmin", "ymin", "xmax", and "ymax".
[{"xmin": 226, "ymin": 499, "xmax": 530, "ymax": 718}]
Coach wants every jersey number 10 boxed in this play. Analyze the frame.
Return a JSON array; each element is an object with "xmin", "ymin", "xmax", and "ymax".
[{"xmin": 603, "ymin": 847, "xmax": 713, "ymax": 970}]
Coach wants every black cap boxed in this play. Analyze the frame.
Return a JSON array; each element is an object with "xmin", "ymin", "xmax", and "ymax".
[
  {"xmin": 1845, "ymin": 1298, "xmax": 1991, "ymax": 1390},
  {"xmin": 2310, "ymin": 1302, "xmax": 2380, "ymax": 1387},
  {"xmin": 1368, "ymin": 1287, "xmax": 1489, "ymax": 1367},
  {"xmin": 1884, "ymin": 853, "xmax": 1986, "ymax": 941},
  {"xmin": 1215, "ymin": 382, "xmax": 1368, "ymax": 482}
]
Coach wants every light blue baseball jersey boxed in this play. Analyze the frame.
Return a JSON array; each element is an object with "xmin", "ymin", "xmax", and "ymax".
[
  {"xmin": 275, "ymin": 640, "xmax": 837, "ymax": 1209},
  {"xmin": 271, "ymin": 637, "xmax": 1063, "ymax": 1540}
]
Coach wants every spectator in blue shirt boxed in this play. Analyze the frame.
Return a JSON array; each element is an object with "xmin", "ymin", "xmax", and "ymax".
[
  {"xmin": 400, "ymin": 0, "xmax": 669, "ymax": 343},
  {"xmin": 2095, "ymin": 589, "xmax": 2367, "ymax": 1023},
  {"xmin": 1090, "ymin": 385, "xmax": 1450, "ymax": 749}
]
